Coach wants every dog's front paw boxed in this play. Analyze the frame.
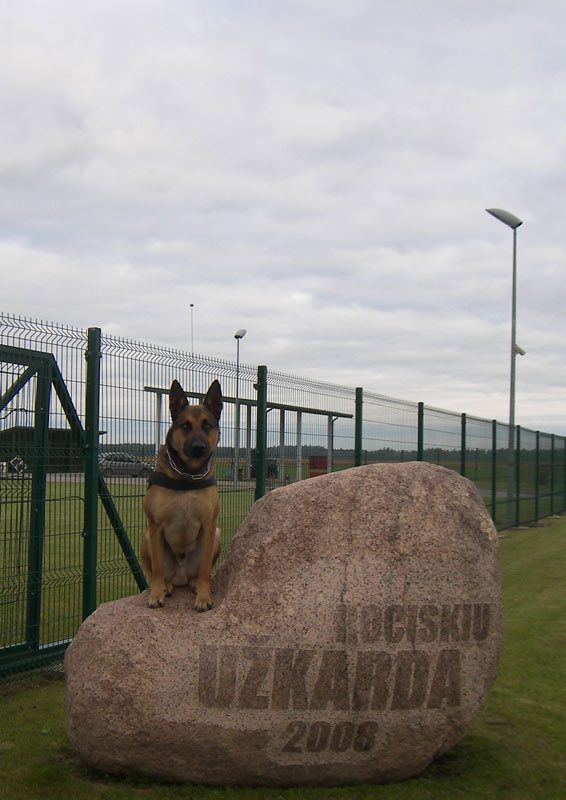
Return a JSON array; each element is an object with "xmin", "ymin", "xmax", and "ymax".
[
  {"xmin": 148, "ymin": 588, "xmax": 166, "ymax": 608},
  {"xmin": 194, "ymin": 593, "xmax": 213, "ymax": 612}
]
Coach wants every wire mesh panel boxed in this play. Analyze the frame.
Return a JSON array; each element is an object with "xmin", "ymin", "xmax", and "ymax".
[
  {"xmin": 0, "ymin": 468, "xmax": 31, "ymax": 645},
  {"xmin": 362, "ymin": 393, "xmax": 419, "ymax": 463},
  {"xmin": 494, "ymin": 421, "xmax": 515, "ymax": 528},
  {"xmin": 538, "ymin": 432, "xmax": 554, "ymax": 521},
  {"xmin": 554, "ymin": 437, "xmax": 566, "ymax": 514},
  {"xmin": 422, "ymin": 407, "xmax": 462, "ymax": 470},
  {"xmin": 38, "ymin": 396, "xmax": 85, "ymax": 652},
  {"xmin": 465, "ymin": 416, "xmax": 496, "ymax": 514},
  {"xmin": 464, "ymin": 416, "xmax": 494, "ymax": 483},
  {"xmin": 517, "ymin": 427, "xmax": 537, "ymax": 525},
  {"xmin": 264, "ymin": 370, "xmax": 356, "ymax": 486},
  {"xmin": 215, "ymin": 360, "xmax": 259, "ymax": 533},
  {"xmin": 0, "ymin": 320, "xmax": 87, "ymax": 673},
  {"xmin": 0, "ymin": 316, "xmax": 87, "ymax": 412}
]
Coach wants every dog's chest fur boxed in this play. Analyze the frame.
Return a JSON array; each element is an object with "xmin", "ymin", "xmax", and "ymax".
[{"xmin": 157, "ymin": 488, "xmax": 218, "ymax": 554}]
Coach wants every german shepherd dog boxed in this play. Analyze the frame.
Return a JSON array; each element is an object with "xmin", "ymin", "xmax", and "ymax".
[{"xmin": 141, "ymin": 379, "xmax": 223, "ymax": 611}]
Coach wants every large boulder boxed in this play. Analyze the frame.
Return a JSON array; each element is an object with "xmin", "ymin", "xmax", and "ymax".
[{"xmin": 65, "ymin": 463, "xmax": 501, "ymax": 786}]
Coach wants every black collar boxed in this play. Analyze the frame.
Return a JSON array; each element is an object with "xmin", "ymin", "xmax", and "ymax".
[{"xmin": 147, "ymin": 471, "xmax": 217, "ymax": 491}]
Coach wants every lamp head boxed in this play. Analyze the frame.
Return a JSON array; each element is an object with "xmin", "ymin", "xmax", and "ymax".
[
  {"xmin": 234, "ymin": 328, "xmax": 247, "ymax": 340},
  {"xmin": 486, "ymin": 208, "xmax": 523, "ymax": 230}
]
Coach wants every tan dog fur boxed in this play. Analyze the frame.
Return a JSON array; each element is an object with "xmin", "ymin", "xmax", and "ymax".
[{"xmin": 140, "ymin": 379, "xmax": 222, "ymax": 611}]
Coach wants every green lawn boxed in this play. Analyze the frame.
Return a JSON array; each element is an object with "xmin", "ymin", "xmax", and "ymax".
[{"xmin": 0, "ymin": 514, "xmax": 564, "ymax": 799}]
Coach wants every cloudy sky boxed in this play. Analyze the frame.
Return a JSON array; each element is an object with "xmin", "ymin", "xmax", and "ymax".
[{"xmin": 1, "ymin": 1, "xmax": 565, "ymax": 433}]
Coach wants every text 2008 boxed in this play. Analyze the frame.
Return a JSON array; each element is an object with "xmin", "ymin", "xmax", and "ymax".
[{"xmin": 282, "ymin": 720, "xmax": 378, "ymax": 754}]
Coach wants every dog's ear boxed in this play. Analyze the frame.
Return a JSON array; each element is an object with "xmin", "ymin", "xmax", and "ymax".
[
  {"xmin": 203, "ymin": 380, "xmax": 223, "ymax": 423},
  {"xmin": 169, "ymin": 379, "xmax": 188, "ymax": 421}
]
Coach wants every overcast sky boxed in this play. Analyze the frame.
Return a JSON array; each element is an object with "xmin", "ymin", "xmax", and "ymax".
[{"xmin": 1, "ymin": 1, "xmax": 565, "ymax": 433}]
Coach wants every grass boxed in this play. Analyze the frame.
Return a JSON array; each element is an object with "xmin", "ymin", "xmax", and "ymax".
[{"xmin": 1, "ymin": 515, "xmax": 565, "ymax": 799}]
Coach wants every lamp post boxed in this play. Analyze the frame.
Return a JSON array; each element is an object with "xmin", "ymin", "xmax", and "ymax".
[
  {"xmin": 189, "ymin": 304, "xmax": 194, "ymax": 355},
  {"xmin": 486, "ymin": 208, "xmax": 525, "ymax": 526},
  {"xmin": 234, "ymin": 328, "xmax": 247, "ymax": 489}
]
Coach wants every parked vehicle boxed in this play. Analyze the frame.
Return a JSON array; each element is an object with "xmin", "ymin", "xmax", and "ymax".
[
  {"xmin": 0, "ymin": 456, "xmax": 27, "ymax": 477},
  {"xmin": 98, "ymin": 452, "xmax": 152, "ymax": 479}
]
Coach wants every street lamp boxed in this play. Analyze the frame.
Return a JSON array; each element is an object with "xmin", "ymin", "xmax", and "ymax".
[
  {"xmin": 234, "ymin": 328, "xmax": 247, "ymax": 489},
  {"xmin": 486, "ymin": 208, "xmax": 525, "ymax": 526}
]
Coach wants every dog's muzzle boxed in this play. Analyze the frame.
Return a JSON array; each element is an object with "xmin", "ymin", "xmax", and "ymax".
[{"xmin": 185, "ymin": 440, "xmax": 209, "ymax": 460}]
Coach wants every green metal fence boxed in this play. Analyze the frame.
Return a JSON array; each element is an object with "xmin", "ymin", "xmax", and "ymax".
[{"xmin": 1, "ymin": 312, "xmax": 565, "ymax": 677}]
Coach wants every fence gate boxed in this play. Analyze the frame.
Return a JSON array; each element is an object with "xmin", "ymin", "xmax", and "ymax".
[{"xmin": 0, "ymin": 341, "xmax": 146, "ymax": 677}]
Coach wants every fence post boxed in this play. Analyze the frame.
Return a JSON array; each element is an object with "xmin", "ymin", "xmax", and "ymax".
[
  {"xmin": 83, "ymin": 327, "xmax": 101, "ymax": 619},
  {"xmin": 354, "ymin": 387, "xmax": 363, "ymax": 467},
  {"xmin": 491, "ymin": 420, "xmax": 497, "ymax": 524},
  {"xmin": 460, "ymin": 413, "xmax": 467, "ymax": 476},
  {"xmin": 25, "ymin": 362, "xmax": 51, "ymax": 649},
  {"xmin": 254, "ymin": 365, "xmax": 267, "ymax": 501},
  {"xmin": 417, "ymin": 402, "xmax": 424, "ymax": 461}
]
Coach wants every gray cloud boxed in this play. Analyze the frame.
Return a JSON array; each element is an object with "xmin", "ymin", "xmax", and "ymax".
[{"xmin": 1, "ymin": 1, "xmax": 565, "ymax": 433}]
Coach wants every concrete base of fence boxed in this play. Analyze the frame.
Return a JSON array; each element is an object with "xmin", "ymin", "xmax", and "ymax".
[{"xmin": 65, "ymin": 462, "xmax": 502, "ymax": 787}]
